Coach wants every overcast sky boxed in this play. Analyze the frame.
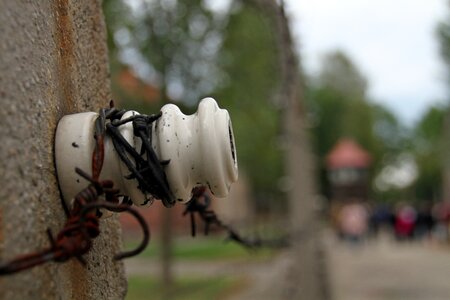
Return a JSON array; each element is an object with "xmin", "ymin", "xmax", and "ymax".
[{"xmin": 286, "ymin": 0, "xmax": 448, "ymax": 126}]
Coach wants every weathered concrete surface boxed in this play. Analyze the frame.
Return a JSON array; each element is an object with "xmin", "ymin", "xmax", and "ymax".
[{"xmin": 0, "ymin": 1, "xmax": 126, "ymax": 299}]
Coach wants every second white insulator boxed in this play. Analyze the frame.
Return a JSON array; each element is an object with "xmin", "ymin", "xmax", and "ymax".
[{"xmin": 153, "ymin": 97, "xmax": 238, "ymax": 202}]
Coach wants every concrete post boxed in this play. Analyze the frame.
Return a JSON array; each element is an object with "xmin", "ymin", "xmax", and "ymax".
[
  {"xmin": 238, "ymin": 2, "xmax": 330, "ymax": 299},
  {"xmin": 0, "ymin": 1, "xmax": 126, "ymax": 299}
]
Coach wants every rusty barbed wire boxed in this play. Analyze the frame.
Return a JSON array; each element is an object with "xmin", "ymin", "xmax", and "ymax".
[
  {"xmin": 0, "ymin": 100, "xmax": 293, "ymax": 276},
  {"xmin": 184, "ymin": 186, "xmax": 289, "ymax": 249},
  {"xmin": 0, "ymin": 102, "xmax": 150, "ymax": 276}
]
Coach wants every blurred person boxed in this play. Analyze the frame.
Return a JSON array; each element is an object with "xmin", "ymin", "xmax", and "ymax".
[
  {"xmin": 394, "ymin": 204, "xmax": 417, "ymax": 241},
  {"xmin": 369, "ymin": 204, "xmax": 394, "ymax": 238},
  {"xmin": 414, "ymin": 202, "xmax": 435, "ymax": 242},
  {"xmin": 432, "ymin": 201, "xmax": 450, "ymax": 243},
  {"xmin": 338, "ymin": 202, "xmax": 368, "ymax": 244}
]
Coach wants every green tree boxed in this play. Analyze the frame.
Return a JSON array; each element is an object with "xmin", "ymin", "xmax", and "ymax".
[
  {"xmin": 103, "ymin": 0, "xmax": 132, "ymax": 68},
  {"xmin": 317, "ymin": 51, "xmax": 367, "ymax": 101},
  {"xmin": 437, "ymin": 5, "xmax": 450, "ymax": 82},
  {"xmin": 437, "ymin": 2, "xmax": 450, "ymax": 202},
  {"xmin": 212, "ymin": 1, "xmax": 282, "ymax": 209},
  {"xmin": 103, "ymin": 0, "xmax": 224, "ymax": 108},
  {"xmin": 412, "ymin": 105, "xmax": 447, "ymax": 201},
  {"xmin": 306, "ymin": 51, "xmax": 405, "ymax": 200}
]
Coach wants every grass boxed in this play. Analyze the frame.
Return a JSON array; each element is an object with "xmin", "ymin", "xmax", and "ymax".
[
  {"xmin": 126, "ymin": 275, "xmax": 242, "ymax": 300},
  {"xmin": 124, "ymin": 236, "xmax": 274, "ymax": 261},
  {"xmin": 123, "ymin": 237, "xmax": 274, "ymax": 299}
]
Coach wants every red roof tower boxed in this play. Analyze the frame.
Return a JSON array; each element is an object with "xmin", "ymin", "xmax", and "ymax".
[
  {"xmin": 326, "ymin": 139, "xmax": 371, "ymax": 170},
  {"xmin": 326, "ymin": 138, "xmax": 372, "ymax": 203}
]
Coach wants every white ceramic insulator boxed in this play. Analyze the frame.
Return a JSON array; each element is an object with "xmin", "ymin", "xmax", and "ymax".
[
  {"xmin": 55, "ymin": 97, "xmax": 238, "ymax": 207},
  {"xmin": 154, "ymin": 97, "xmax": 238, "ymax": 201}
]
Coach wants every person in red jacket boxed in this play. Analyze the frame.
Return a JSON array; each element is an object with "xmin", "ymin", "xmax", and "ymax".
[{"xmin": 395, "ymin": 204, "xmax": 417, "ymax": 241}]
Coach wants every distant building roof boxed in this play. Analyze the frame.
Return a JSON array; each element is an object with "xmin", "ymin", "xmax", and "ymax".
[
  {"xmin": 116, "ymin": 68, "xmax": 160, "ymax": 103},
  {"xmin": 326, "ymin": 139, "xmax": 371, "ymax": 169}
]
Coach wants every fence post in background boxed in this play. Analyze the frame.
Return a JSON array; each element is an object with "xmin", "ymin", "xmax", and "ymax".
[
  {"xmin": 276, "ymin": 4, "xmax": 329, "ymax": 299},
  {"xmin": 0, "ymin": 1, "xmax": 126, "ymax": 299},
  {"xmin": 249, "ymin": 1, "xmax": 330, "ymax": 299}
]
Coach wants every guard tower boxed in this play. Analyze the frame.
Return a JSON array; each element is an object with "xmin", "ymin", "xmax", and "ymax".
[{"xmin": 326, "ymin": 138, "xmax": 372, "ymax": 203}]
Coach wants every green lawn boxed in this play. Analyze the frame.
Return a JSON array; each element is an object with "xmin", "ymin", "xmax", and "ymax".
[
  {"xmin": 124, "ymin": 236, "xmax": 274, "ymax": 261},
  {"xmin": 126, "ymin": 276, "xmax": 242, "ymax": 300}
]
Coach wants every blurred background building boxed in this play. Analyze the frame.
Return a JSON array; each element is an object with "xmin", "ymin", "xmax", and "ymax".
[{"xmin": 326, "ymin": 138, "xmax": 372, "ymax": 203}]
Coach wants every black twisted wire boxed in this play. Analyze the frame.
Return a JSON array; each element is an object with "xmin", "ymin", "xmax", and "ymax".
[
  {"xmin": 105, "ymin": 111, "xmax": 175, "ymax": 207},
  {"xmin": 184, "ymin": 187, "xmax": 289, "ymax": 249}
]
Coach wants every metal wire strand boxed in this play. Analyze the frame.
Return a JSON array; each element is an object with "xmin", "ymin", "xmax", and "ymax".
[
  {"xmin": 105, "ymin": 114, "xmax": 175, "ymax": 207},
  {"xmin": 79, "ymin": 201, "xmax": 150, "ymax": 260},
  {"xmin": 184, "ymin": 187, "xmax": 289, "ymax": 250}
]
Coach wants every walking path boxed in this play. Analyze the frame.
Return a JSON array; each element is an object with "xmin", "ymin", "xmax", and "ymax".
[
  {"xmin": 125, "ymin": 235, "xmax": 450, "ymax": 300},
  {"xmin": 327, "ymin": 236, "xmax": 450, "ymax": 300}
]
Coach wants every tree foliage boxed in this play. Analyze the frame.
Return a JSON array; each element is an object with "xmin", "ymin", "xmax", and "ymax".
[
  {"xmin": 103, "ymin": 0, "xmax": 224, "ymax": 108},
  {"xmin": 213, "ymin": 2, "xmax": 282, "ymax": 205},
  {"xmin": 412, "ymin": 105, "xmax": 447, "ymax": 201},
  {"xmin": 437, "ymin": 4, "xmax": 450, "ymax": 82},
  {"xmin": 306, "ymin": 51, "xmax": 406, "ymax": 200}
]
